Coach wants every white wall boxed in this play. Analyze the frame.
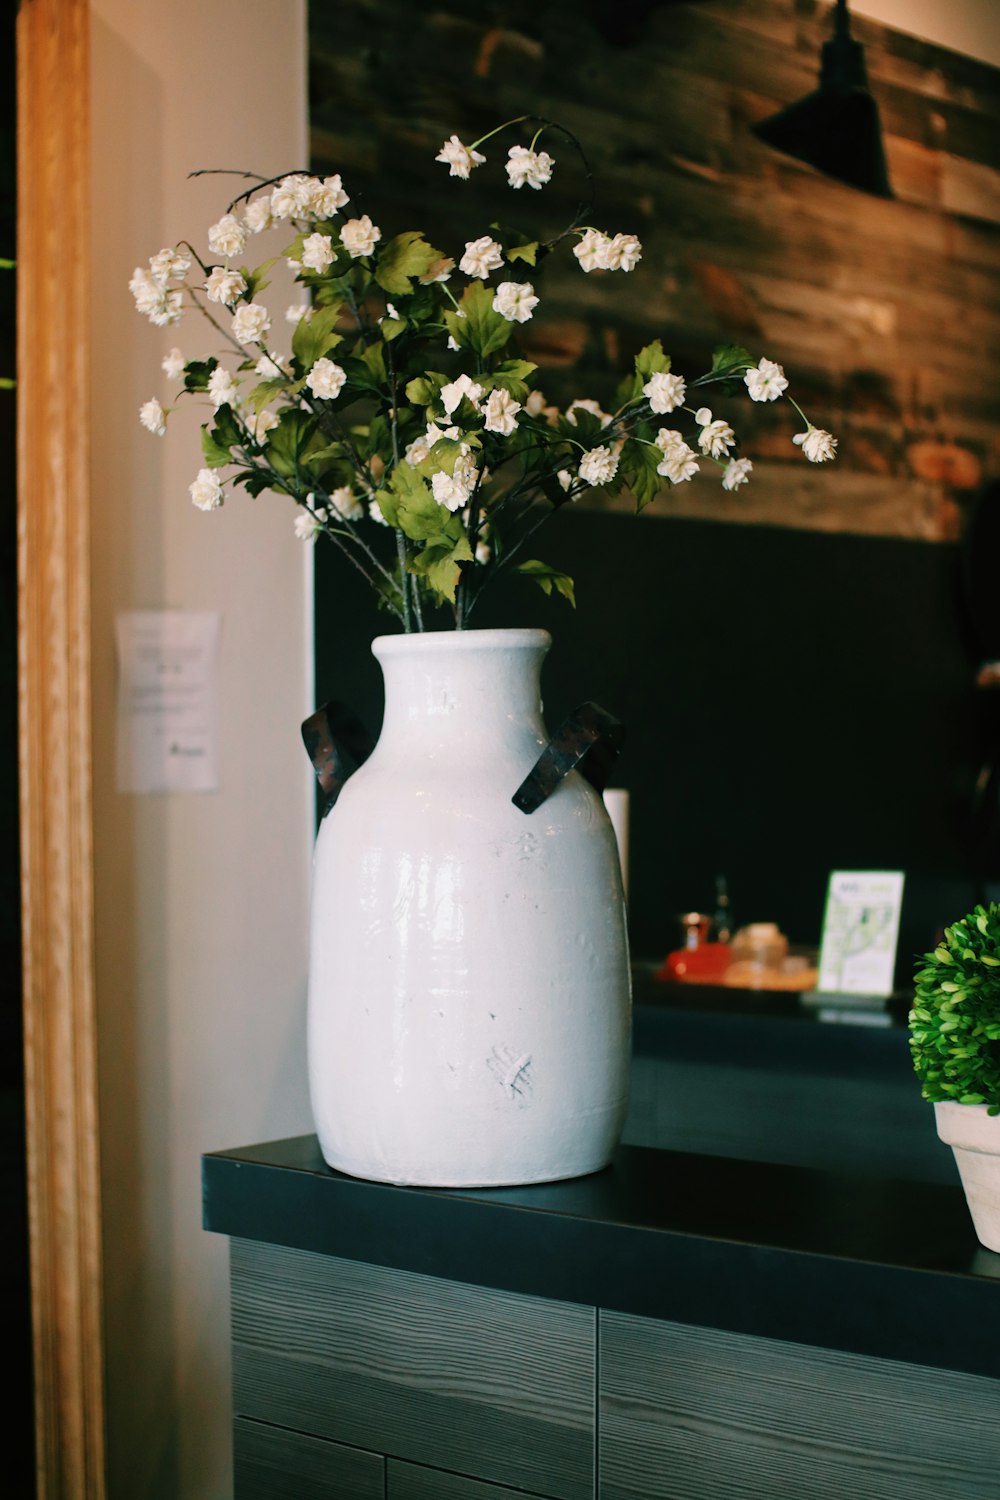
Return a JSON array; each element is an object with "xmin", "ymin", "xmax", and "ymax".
[
  {"xmin": 853, "ymin": 0, "xmax": 1000, "ymax": 68},
  {"xmin": 89, "ymin": 4, "xmax": 312, "ymax": 1496}
]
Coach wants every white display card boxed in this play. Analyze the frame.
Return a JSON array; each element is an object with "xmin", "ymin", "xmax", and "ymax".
[
  {"xmin": 115, "ymin": 610, "xmax": 221, "ymax": 794},
  {"xmin": 816, "ymin": 870, "xmax": 905, "ymax": 997}
]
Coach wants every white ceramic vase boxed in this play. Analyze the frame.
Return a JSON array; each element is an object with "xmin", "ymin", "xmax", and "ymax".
[
  {"xmin": 307, "ymin": 627, "xmax": 632, "ymax": 1187},
  {"xmin": 934, "ymin": 1099, "xmax": 1000, "ymax": 1252}
]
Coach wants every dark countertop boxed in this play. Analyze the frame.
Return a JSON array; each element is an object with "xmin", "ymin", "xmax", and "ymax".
[{"xmin": 204, "ymin": 1129, "xmax": 1000, "ymax": 1382}]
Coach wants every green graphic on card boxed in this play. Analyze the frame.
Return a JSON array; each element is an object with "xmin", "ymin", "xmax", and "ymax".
[{"xmin": 817, "ymin": 871, "xmax": 905, "ymax": 996}]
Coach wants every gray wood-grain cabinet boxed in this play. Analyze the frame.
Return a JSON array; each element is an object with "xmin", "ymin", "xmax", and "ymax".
[
  {"xmin": 232, "ymin": 1239, "xmax": 593, "ymax": 1500},
  {"xmin": 228, "ymin": 1236, "xmax": 1000, "ymax": 1500}
]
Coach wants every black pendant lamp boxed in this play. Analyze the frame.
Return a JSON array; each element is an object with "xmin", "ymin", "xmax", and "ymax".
[{"xmin": 752, "ymin": 0, "xmax": 893, "ymax": 198}]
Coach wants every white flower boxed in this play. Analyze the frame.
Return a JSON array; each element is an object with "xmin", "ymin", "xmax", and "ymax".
[
  {"xmin": 329, "ymin": 485, "xmax": 364, "ymax": 522},
  {"xmin": 405, "ymin": 432, "xmax": 433, "ymax": 466},
  {"xmin": 447, "ymin": 335, "xmax": 461, "ymax": 351},
  {"xmin": 161, "ymin": 347, "xmax": 185, "ymax": 381},
  {"xmin": 245, "ymin": 409, "xmax": 280, "ymax": 444},
  {"xmin": 657, "ymin": 442, "xmax": 700, "ymax": 485},
  {"xmin": 475, "ymin": 540, "xmax": 491, "ymax": 564},
  {"xmin": 231, "ymin": 302, "xmax": 271, "ymax": 346},
  {"xmin": 341, "ymin": 215, "xmax": 381, "ymax": 258},
  {"xmin": 643, "ymin": 371, "xmax": 686, "ymax": 414},
  {"xmin": 431, "ymin": 448, "xmax": 478, "ymax": 512},
  {"xmin": 306, "ymin": 357, "xmax": 347, "ymax": 400},
  {"xmin": 483, "ymin": 387, "xmax": 521, "ymax": 436},
  {"xmin": 207, "ymin": 214, "xmax": 246, "ymax": 259},
  {"xmin": 603, "ymin": 232, "xmax": 642, "ymax": 272},
  {"xmin": 270, "ymin": 174, "xmax": 312, "ymax": 220},
  {"xmin": 557, "ymin": 469, "xmax": 574, "ymax": 491},
  {"xmin": 384, "ymin": 304, "xmax": 400, "ymax": 321},
  {"xmin": 567, "ymin": 398, "xmax": 612, "ymax": 428},
  {"xmin": 793, "ymin": 427, "xmax": 838, "ymax": 463},
  {"xmin": 286, "ymin": 302, "xmax": 312, "ymax": 324},
  {"xmin": 128, "ymin": 267, "xmax": 183, "ymax": 325},
  {"xmin": 573, "ymin": 229, "xmax": 612, "ymax": 273},
  {"xmin": 301, "ymin": 232, "xmax": 336, "ymax": 273},
  {"xmin": 459, "ymin": 236, "xmax": 504, "ymax": 279},
  {"xmin": 243, "ymin": 197, "xmax": 273, "ymax": 235},
  {"xmin": 722, "ymin": 456, "xmax": 753, "ymax": 490},
  {"xmin": 149, "ymin": 247, "xmax": 191, "ymax": 283},
  {"xmin": 205, "ymin": 266, "xmax": 247, "ymax": 306},
  {"xmin": 744, "ymin": 358, "xmax": 788, "ymax": 402},
  {"xmin": 307, "ymin": 174, "xmax": 350, "ymax": 217},
  {"xmin": 655, "ymin": 427, "xmax": 685, "ymax": 454},
  {"xmin": 157, "ymin": 292, "xmax": 184, "ymax": 326},
  {"xmin": 506, "ymin": 145, "xmax": 555, "ymax": 190},
  {"xmin": 695, "ymin": 406, "xmax": 713, "ymax": 425},
  {"xmin": 578, "ymin": 446, "xmax": 619, "ymax": 487},
  {"xmin": 698, "ymin": 419, "xmax": 736, "ymax": 460},
  {"xmin": 139, "ymin": 398, "xmax": 166, "ymax": 435},
  {"xmin": 441, "ymin": 372, "xmax": 484, "ymax": 416},
  {"xmin": 129, "ymin": 265, "xmax": 163, "ymax": 315},
  {"xmin": 368, "ymin": 498, "xmax": 390, "ymax": 526},
  {"xmin": 293, "ymin": 513, "xmax": 320, "ymax": 543},
  {"xmin": 207, "ymin": 366, "xmax": 239, "ymax": 410},
  {"xmin": 189, "ymin": 468, "xmax": 224, "ymax": 511},
  {"xmin": 435, "ymin": 134, "xmax": 486, "ymax": 179},
  {"xmin": 492, "ymin": 281, "xmax": 538, "ymax": 323},
  {"xmin": 255, "ymin": 350, "xmax": 292, "ymax": 377},
  {"xmin": 524, "ymin": 390, "xmax": 548, "ymax": 417}
]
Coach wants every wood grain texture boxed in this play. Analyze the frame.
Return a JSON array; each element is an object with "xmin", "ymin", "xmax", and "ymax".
[
  {"xmin": 308, "ymin": 0, "xmax": 1000, "ymax": 540},
  {"xmin": 388, "ymin": 1456, "xmax": 556, "ymax": 1499},
  {"xmin": 16, "ymin": 2, "xmax": 106, "ymax": 1498},
  {"xmin": 234, "ymin": 1417, "xmax": 384, "ymax": 1500},
  {"xmin": 599, "ymin": 1311, "xmax": 1000, "ymax": 1499},
  {"xmin": 231, "ymin": 1239, "xmax": 594, "ymax": 1500}
]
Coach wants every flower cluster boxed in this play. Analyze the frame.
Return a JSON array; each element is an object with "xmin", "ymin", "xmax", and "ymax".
[{"xmin": 130, "ymin": 115, "xmax": 836, "ymax": 630}]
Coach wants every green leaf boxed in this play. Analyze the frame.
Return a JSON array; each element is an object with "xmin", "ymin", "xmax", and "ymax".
[
  {"xmin": 487, "ymin": 358, "xmax": 538, "ymax": 405},
  {"xmin": 183, "ymin": 358, "xmax": 217, "ymax": 393},
  {"xmin": 291, "ymin": 303, "xmax": 343, "ymax": 371},
  {"xmin": 619, "ymin": 437, "xmax": 663, "ymax": 512},
  {"xmin": 380, "ymin": 316, "xmax": 406, "ymax": 342},
  {"xmin": 409, "ymin": 533, "xmax": 474, "ymax": 603},
  {"xmin": 515, "ymin": 560, "xmax": 576, "ymax": 607},
  {"xmin": 507, "ymin": 242, "xmax": 538, "ymax": 266},
  {"xmin": 406, "ymin": 372, "xmax": 449, "ymax": 407},
  {"xmin": 374, "ymin": 232, "xmax": 441, "ymax": 297},
  {"xmin": 265, "ymin": 408, "xmax": 325, "ymax": 479},
  {"xmin": 634, "ymin": 339, "xmax": 672, "ymax": 381},
  {"xmin": 711, "ymin": 343, "xmax": 754, "ymax": 375},
  {"xmin": 246, "ymin": 376, "xmax": 290, "ymax": 414},
  {"xmin": 444, "ymin": 281, "xmax": 511, "ymax": 359},
  {"xmin": 200, "ymin": 425, "xmax": 234, "ymax": 469},
  {"xmin": 242, "ymin": 257, "xmax": 277, "ymax": 300}
]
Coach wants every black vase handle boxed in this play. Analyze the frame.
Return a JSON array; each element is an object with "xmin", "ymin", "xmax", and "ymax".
[
  {"xmin": 512, "ymin": 702, "xmax": 625, "ymax": 815},
  {"xmin": 301, "ymin": 701, "xmax": 376, "ymax": 816}
]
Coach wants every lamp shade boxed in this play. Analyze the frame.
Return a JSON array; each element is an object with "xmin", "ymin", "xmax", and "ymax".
[{"xmin": 752, "ymin": 0, "xmax": 893, "ymax": 198}]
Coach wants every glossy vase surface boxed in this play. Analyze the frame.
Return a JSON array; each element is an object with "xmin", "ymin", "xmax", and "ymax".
[{"xmin": 307, "ymin": 627, "xmax": 632, "ymax": 1187}]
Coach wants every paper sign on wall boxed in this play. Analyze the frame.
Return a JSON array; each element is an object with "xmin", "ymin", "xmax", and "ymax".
[
  {"xmin": 115, "ymin": 610, "xmax": 221, "ymax": 793},
  {"xmin": 816, "ymin": 870, "xmax": 905, "ymax": 997}
]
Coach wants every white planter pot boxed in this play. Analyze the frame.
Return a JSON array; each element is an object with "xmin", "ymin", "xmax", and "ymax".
[
  {"xmin": 307, "ymin": 627, "xmax": 632, "ymax": 1187},
  {"xmin": 934, "ymin": 1100, "xmax": 1000, "ymax": 1252}
]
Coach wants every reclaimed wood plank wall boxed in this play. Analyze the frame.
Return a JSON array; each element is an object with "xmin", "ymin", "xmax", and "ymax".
[{"xmin": 309, "ymin": 0, "xmax": 1000, "ymax": 541}]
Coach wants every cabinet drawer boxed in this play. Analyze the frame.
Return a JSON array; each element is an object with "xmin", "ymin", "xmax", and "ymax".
[
  {"xmin": 233, "ymin": 1417, "xmax": 383, "ymax": 1500},
  {"xmin": 599, "ymin": 1312, "xmax": 1000, "ymax": 1500},
  {"xmin": 389, "ymin": 1456, "xmax": 557, "ymax": 1499},
  {"xmin": 232, "ymin": 1239, "xmax": 594, "ymax": 1500}
]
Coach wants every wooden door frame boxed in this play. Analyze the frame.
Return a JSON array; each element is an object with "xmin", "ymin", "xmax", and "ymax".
[{"xmin": 17, "ymin": 0, "xmax": 107, "ymax": 1495}]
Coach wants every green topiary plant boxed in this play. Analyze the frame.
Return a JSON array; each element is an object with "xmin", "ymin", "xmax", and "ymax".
[{"xmin": 909, "ymin": 903, "xmax": 1000, "ymax": 1115}]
